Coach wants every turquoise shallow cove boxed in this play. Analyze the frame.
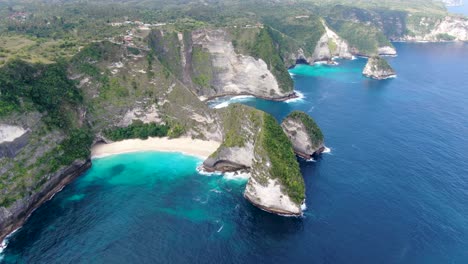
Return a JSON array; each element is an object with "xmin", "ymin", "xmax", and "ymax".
[{"xmin": 2, "ymin": 42, "xmax": 468, "ymax": 263}]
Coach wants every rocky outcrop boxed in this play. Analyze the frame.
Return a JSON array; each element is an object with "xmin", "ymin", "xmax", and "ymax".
[
  {"xmin": 378, "ymin": 46, "xmax": 397, "ymax": 56},
  {"xmin": 281, "ymin": 111, "xmax": 325, "ymax": 159},
  {"xmin": 202, "ymin": 104, "xmax": 305, "ymax": 216},
  {"xmin": 310, "ymin": 22, "xmax": 353, "ymax": 63},
  {"xmin": 363, "ymin": 56, "xmax": 396, "ymax": 80},
  {"xmin": 149, "ymin": 28, "xmax": 295, "ymax": 101},
  {"xmin": 403, "ymin": 16, "xmax": 468, "ymax": 42},
  {"xmin": 191, "ymin": 29, "xmax": 292, "ymax": 100},
  {"xmin": 0, "ymin": 159, "xmax": 91, "ymax": 242}
]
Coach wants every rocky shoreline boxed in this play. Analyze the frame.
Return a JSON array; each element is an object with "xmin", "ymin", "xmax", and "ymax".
[
  {"xmin": 244, "ymin": 192, "xmax": 303, "ymax": 217},
  {"xmin": 0, "ymin": 159, "xmax": 91, "ymax": 242}
]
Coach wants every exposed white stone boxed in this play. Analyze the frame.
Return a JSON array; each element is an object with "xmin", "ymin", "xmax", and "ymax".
[
  {"xmin": 192, "ymin": 29, "xmax": 286, "ymax": 98},
  {"xmin": 311, "ymin": 21, "xmax": 353, "ymax": 62},
  {"xmin": 0, "ymin": 125, "xmax": 27, "ymax": 143},
  {"xmin": 119, "ymin": 104, "xmax": 161, "ymax": 127},
  {"xmin": 244, "ymin": 177, "xmax": 302, "ymax": 215},
  {"xmin": 378, "ymin": 46, "xmax": 397, "ymax": 56}
]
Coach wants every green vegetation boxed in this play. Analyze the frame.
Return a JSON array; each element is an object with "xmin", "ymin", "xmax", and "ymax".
[
  {"xmin": 287, "ymin": 111, "xmax": 324, "ymax": 147},
  {"xmin": 249, "ymin": 27, "xmax": 294, "ymax": 93},
  {"xmin": 0, "ymin": 59, "xmax": 82, "ymax": 128},
  {"xmin": 261, "ymin": 113, "xmax": 304, "ymax": 204},
  {"xmin": 326, "ymin": 20, "xmax": 391, "ymax": 55},
  {"xmin": 219, "ymin": 104, "xmax": 249, "ymax": 148},
  {"xmin": 261, "ymin": 14, "xmax": 325, "ymax": 58},
  {"xmin": 191, "ymin": 45, "xmax": 213, "ymax": 88},
  {"xmin": 0, "ymin": 58, "xmax": 93, "ymax": 208},
  {"xmin": 369, "ymin": 56, "xmax": 393, "ymax": 71},
  {"xmin": 436, "ymin": 33, "xmax": 456, "ymax": 41},
  {"xmin": 148, "ymin": 30, "xmax": 183, "ymax": 80},
  {"xmin": 104, "ymin": 120, "xmax": 170, "ymax": 141},
  {"xmin": 37, "ymin": 128, "xmax": 94, "ymax": 174}
]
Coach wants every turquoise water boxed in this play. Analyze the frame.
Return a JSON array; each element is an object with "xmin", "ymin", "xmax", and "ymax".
[{"xmin": 2, "ymin": 42, "xmax": 468, "ymax": 263}]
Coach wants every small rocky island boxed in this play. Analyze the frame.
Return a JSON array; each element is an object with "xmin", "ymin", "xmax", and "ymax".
[
  {"xmin": 281, "ymin": 111, "xmax": 325, "ymax": 159},
  {"xmin": 363, "ymin": 56, "xmax": 396, "ymax": 80}
]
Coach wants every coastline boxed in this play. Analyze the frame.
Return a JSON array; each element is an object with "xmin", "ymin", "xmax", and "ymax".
[
  {"xmin": 91, "ymin": 137, "xmax": 221, "ymax": 159},
  {"xmin": 0, "ymin": 159, "xmax": 91, "ymax": 245}
]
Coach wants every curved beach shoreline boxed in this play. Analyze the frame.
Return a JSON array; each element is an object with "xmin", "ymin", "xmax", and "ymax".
[{"xmin": 91, "ymin": 137, "xmax": 221, "ymax": 159}]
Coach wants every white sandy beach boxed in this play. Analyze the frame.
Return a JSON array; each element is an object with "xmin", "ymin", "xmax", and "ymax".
[{"xmin": 91, "ymin": 137, "xmax": 221, "ymax": 159}]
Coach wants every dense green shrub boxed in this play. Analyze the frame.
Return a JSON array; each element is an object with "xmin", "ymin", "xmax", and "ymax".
[
  {"xmin": 249, "ymin": 27, "xmax": 293, "ymax": 93},
  {"xmin": 0, "ymin": 59, "xmax": 82, "ymax": 128},
  {"xmin": 104, "ymin": 120, "xmax": 170, "ymax": 141},
  {"xmin": 261, "ymin": 113, "xmax": 304, "ymax": 204},
  {"xmin": 287, "ymin": 111, "xmax": 324, "ymax": 147}
]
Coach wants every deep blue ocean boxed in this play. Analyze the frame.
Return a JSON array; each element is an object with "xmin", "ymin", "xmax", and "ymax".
[{"xmin": 1, "ymin": 42, "xmax": 468, "ymax": 263}]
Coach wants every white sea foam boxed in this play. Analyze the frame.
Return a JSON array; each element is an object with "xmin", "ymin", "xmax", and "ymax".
[
  {"xmin": 196, "ymin": 165, "xmax": 223, "ymax": 176},
  {"xmin": 212, "ymin": 101, "xmax": 230, "ymax": 109},
  {"xmin": 209, "ymin": 188, "xmax": 222, "ymax": 194},
  {"xmin": 0, "ymin": 227, "xmax": 20, "ymax": 258},
  {"xmin": 322, "ymin": 146, "xmax": 332, "ymax": 154},
  {"xmin": 285, "ymin": 90, "xmax": 305, "ymax": 104},
  {"xmin": 306, "ymin": 158, "xmax": 316, "ymax": 162},
  {"xmin": 223, "ymin": 171, "xmax": 250, "ymax": 181},
  {"xmin": 301, "ymin": 202, "xmax": 307, "ymax": 211},
  {"xmin": 209, "ymin": 95, "xmax": 255, "ymax": 109},
  {"xmin": 217, "ymin": 224, "xmax": 224, "ymax": 233}
]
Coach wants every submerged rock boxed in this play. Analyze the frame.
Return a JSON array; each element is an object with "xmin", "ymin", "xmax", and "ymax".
[
  {"xmin": 362, "ymin": 56, "xmax": 396, "ymax": 80},
  {"xmin": 281, "ymin": 111, "xmax": 325, "ymax": 159}
]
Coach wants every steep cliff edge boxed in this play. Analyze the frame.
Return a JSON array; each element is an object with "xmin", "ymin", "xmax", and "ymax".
[
  {"xmin": 311, "ymin": 21, "xmax": 353, "ymax": 63},
  {"xmin": 203, "ymin": 104, "xmax": 305, "ymax": 216},
  {"xmin": 281, "ymin": 111, "xmax": 325, "ymax": 159},
  {"xmin": 148, "ymin": 27, "xmax": 295, "ymax": 101},
  {"xmin": 403, "ymin": 16, "xmax": 468, "ymax": 42},
  {"xmin": 0, "ymin": 159, "xmax": 90, "ymax": 242},
  {"xmin": 363, "ymin": 56, "xmax": 396, "ymax": 80}
]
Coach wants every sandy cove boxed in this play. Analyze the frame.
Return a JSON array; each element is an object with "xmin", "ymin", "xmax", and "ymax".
[{"xmin": 91, "ymin": 137, "xmax": 221, "ymax": 159}]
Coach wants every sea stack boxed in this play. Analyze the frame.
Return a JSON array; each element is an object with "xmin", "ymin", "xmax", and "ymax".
[
  {"xmin": 203, "ymin": 104, "xmax": 305, "ymax": 216},
  {"xmin": 281, "ymin": 111, "xmax": 325, "ymax": 160},
  {"xmin": 362, "ymin": 56, "xmax": 396, "ymax": 80}
]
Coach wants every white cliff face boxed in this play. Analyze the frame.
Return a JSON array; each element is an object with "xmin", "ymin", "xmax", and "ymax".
[
  {"xmin": 191, "ymin": 29, "xmax": 287, "ymax": 99},
  {"xmin": 0, "ymin": 125, "xmax": 27, "ymax": 144},
  {"xmin": 430, "ymin": 17, "xmax": 468, "ymax": 41},
  {"xmin": 281, "ymin": 119, "xmax": 323, "ymax": 158},
  {"xmin": 378, "ymin": 46, "xmax": 397, "ymax": 56},
  {"xmin": 311, "ymin": 22, "xmax": 353, "ymax": 62},
  {"xmin": 405, "ymin": 16, "xmax": 468, "ymax": 41},
  {"xmin": 244, "ymin": 177, "xmax": 302, "ymax": 215}
]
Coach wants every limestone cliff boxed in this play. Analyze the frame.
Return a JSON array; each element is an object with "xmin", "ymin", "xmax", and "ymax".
[
  {"xmin": 378, "ymin": 46, "xmax": 397, "ymax": 56},
  {"xmin": 203, "ymin": 104, "xmax": 305, "ymax": 216},
  {"xmin": 0, "ymin": 159, "xmax": 90, "ymax": 242},
  {"xmin": 148, "ymin": 28, "xmax": 295, "ymax": 101},
  {"xmin": 281, "ymin": 111, "xmax": 325, "ymax": 159},
  {"xmin": 403, "ymin": 16, "xmax": 468, "ymax": 42},
  {"xmin": 311, "ymin": 21, "xmax": 353, "ymax": 63},
  {"xmin": 363, "ymin": 56, "xmax": 396, "ymax": 80}
]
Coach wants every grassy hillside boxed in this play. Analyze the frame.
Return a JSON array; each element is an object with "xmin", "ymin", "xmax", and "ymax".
[{"xmin": 0, "ymin": 60, "xmax": 92, "ymax": 207}]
